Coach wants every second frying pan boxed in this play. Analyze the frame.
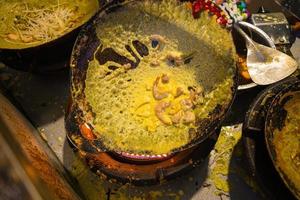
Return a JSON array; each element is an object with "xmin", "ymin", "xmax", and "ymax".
[{"xmin": 265, "ymin": 80, "xmax": 300, "ymax": 199}]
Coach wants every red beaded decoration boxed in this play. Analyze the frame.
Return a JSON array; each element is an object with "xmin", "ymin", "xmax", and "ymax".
[
  {"xmin": 192, "ymin": 1, "xmax": 204, "ymax": 18},
  {"xmin": 209, "ymin": 4, "xmax": 220, "ymax": 15},
  {"xmin": 191, "ymin": 0, "xmax": 227, "ymax": 27},
  {"xmin": 217, "ymin": 16, "xmax": 228, "ymax": 25},
  {"xmin": 204, "ymin": 1, "xmax": 212, "ymax": 9},
  {"xmin": 190, "ymin": 0, "xmax": 250, "ymax": 27}
]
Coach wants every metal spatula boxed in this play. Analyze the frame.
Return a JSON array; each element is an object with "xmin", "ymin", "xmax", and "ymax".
[{"xmin": 234, "ymin": 23, "xmax": 298, "ymax": 85}]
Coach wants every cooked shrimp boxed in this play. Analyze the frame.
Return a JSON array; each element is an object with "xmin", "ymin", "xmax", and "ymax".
[
  {"xmin": 171, "ymin": 110, "xmax": 183, "ymax": 124},
  {"xmin": 181, "ymin": 99, "xmax": 193, "ymax": 111},
  {"xmin": 165, "ymin": 51, "xmax": 184, "ymax": 66},
  {"xmin": 153, "ymin": 77, "xmax": 169, "ymax": 100},
  {"xmin": 174, "ymin": 87, "xmax": 184, "ymax": 98},
  {"xmin": 182, "ymin": 111, "xmax": 196, "ymax": 124},
  {"xmin": 155, "ymin": 101, "xmax": 172, "ymax": 125},
  {"xmin": 161, "ymin": 74, "xmax": 169, "ymax": 84},
  {"xmin": 190, "ymin": 86, "xmax": 203, "ymax": 103}
]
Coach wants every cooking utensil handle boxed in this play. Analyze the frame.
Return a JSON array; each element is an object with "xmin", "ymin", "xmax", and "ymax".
[
  {"xmin": 233, "ymin": 23, "xmax": 257, "ymax": 48},
  {"xmin": 237, "ymin": 21, "xmax": 276, "ymax": 49},
  {"xmin": 233, "ymin": 24, "xmax": 266, "ymax": 62}
]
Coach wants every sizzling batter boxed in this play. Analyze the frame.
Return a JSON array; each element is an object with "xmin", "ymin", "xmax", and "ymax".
[{"xmin": 84, "ymin": 0, "xmax": 235, "ymax": 154}]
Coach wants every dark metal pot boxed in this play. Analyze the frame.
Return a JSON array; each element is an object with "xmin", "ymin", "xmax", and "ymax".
[
  {"xmin": 0, "ymin": 0, "xmax": 100, "ymax": 73},
  {"xmin": 65, "ymin": 0, "xmax": 239, "ymax": 161},
  {"xmin": 265, "ymin": 78, "xmax": 300, "ymax": 199}
]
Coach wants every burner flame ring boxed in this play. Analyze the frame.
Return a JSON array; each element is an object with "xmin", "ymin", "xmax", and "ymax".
[{"xmin": 115, "ymin": 151, "xmax": 172, "ymax": 163}]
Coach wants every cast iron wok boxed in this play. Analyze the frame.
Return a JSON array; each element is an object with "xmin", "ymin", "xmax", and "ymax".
[
  {"xmin": 65, "ymin": 0, "xmax": 239, "ymax": 161},
  {"xmin": 265, "ymin": 79, "xmax": 300, "ymax": 199}
]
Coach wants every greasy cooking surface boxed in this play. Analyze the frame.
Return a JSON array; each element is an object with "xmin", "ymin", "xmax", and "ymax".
[
  {"xmin": 265, "ymin": 82, "xmax": 300, "ymax": 199},
  {"xmin": 68, "ymin": 0, "xmax": 237, "ymax": 156},
  {"xmin": 0, "ymin": 0, "xmax": 99, "ymax": 49},
  {"xmin": 273, "ymin": 92, "xmax": 300, "ymax": 197}
]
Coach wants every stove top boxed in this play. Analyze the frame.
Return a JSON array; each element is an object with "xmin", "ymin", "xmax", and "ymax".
[
  {"xmin": 0, "ymin": 1, "xmax": 299, "ymax": 199},
  {"xmin": 0, "ymin": 32, "xmax": 299, "ymax": 200},
  {"xmin": 0, "ymin": 65, "xmax": 261, "ymax": 199}
]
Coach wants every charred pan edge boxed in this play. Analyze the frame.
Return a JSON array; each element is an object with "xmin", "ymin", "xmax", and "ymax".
[
  {"xmin": 66, "ymin": 0, "xmax": 239, "ymax": 158},
  {"xmin": 242, "ymin": 76, "xmax": 300, "ymax": 199},
  {"xmin": 265, "ymin": 80, "xmax": 300, "ymax": 199}
]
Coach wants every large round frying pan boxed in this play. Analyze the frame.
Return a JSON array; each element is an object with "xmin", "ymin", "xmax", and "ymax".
[
  {"xmin": 66, "ymin": 0, "xmax": 238, "ymax": 160},
  {"xmin": 265, "ymin": 80, "xmax": 300, "ymax": 199},
  {"xmin": 0, "ymin": 0, "xmax": 99, "ymax": 72},
  {"xmin": 0, "ymin": 0, "xmax": 99, "ymax": 50}
]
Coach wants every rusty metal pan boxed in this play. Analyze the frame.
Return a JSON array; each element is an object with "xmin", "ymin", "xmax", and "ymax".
[{"xmin": 0, "ymin": 92, "xmax": 81, "ymax": 200}]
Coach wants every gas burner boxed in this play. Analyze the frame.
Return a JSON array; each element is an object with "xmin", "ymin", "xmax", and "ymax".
[
  {"xmin": 83, "ymin": 134, "xmax": 216, "ymax": 185},
  {"xmin": 242, "ymin": 76, "xmax": 299, "ymax": 200},
  {"xmin": 73, "ymin": 132, "xmax": 218, "ymax": 186},
  {"xmin": 65, "ymin": 96, "xmax": 219, "ymax": 185}
]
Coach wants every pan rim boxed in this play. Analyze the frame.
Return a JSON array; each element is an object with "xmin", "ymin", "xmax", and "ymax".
[
  {"xmin": 67, "ymin": 0, "xmax": 239, "ymax": 157},
  {"xmin": 264, "ymin": 79, "xmax": 300, "ymax": 200}
]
